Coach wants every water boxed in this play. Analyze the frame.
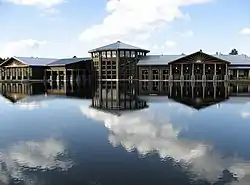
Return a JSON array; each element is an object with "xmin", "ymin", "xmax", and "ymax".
[{"xmin": 0, "ymin": 81, "xmax": 250, "ymax": 185}]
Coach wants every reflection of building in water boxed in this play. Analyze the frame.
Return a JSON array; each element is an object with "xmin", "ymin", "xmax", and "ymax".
[
  {"xmin": 229, "ymin": 83, "xmax": 250, "ymax": 96},
  {"xmin": 0, "ymin": 83, "xmax": 45, "ymax": 103},
  {"xmin": 0, "ymin": 81, "xmax": 92, "ymax": 103},
  {"xmin": 92, "ymin": 80, "xmax": 147, "ymax": 110},
  {"xmin": 139, "ymin": 81, "xmax": 229, "ymax": 110},
  {"xmin": 46, "ymin": 81, "xmax": 92, "ymax": 99}
]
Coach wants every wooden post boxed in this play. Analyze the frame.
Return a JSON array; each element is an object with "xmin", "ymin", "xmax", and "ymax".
[
  {"xmin": 213, "ymin": 63, "xmax": 217, "ymax": 81},
  {"xmin": 180, "ymin": 64, "xmax": 184, "ymax": 81},
  {"xmin": 191, "ymin": 63, "xmax": 195, "ymax": 81},
  {"xmin": 21, "ymin": 68, "xmax": 24, "ymax": 81}
]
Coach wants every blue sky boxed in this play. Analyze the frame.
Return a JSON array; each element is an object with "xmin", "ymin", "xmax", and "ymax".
[{"xmin": 0, "ymin": 0, "xmax": 249, "ymax": 58}]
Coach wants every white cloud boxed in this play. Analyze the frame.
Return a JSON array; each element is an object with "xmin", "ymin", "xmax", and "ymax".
[
  {"xmin": 241, "ymin": 28, "xmax": 250, "ymax": 36},
  {"xmin": 0, "ymin": 39, "xmax": 47, "ymax": 57},
  {"xmin": 165, "ymin": 41, "xmax": 177, "ymax": 47},
  {"xmin": 5, "ymin": 0, "xmax": 65, "ymax": 8},
  {"xmin": 79, "ymin": 0, "xmax": 211, "ymax": 43},
  {"xmin": 177, "ymin": 30, "xmax": 194, "ymax": 37},
  {"xmin": 40, "ymin": 7, "xmax": 60, "ymax": 18}
]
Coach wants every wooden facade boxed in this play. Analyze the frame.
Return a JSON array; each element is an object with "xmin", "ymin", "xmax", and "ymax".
[
  {"xmin": 0, "ymin": 57, "xmax": 92, "ymax": 82},
  {"xmin": 45, "ymin": 61, "xmax": 92, "ymax": 82},
  {"xmin": 138, "ymin": 51, "xmax": 230, "ymax": 82},
  {"xmin": 0, "ymin": 58, "xmax": 45, "ymax": 81},
  {"xmin": 1, "ymin": 42, "xmax": 250, "ymax": 82}
]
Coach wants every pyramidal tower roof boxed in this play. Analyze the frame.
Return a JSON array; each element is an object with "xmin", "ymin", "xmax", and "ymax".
[{"xmin": 89, "ymin": 41, "xmax": 150, "ymax": 53}]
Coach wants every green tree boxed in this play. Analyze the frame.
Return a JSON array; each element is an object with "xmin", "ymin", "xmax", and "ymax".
[
  {"xmin": 229, "ymin": 48, "xmax": 238, "ymax": 55},
  {"xmin": 0, "ymin": 58, "xmax": 4, "ymax": 64}
]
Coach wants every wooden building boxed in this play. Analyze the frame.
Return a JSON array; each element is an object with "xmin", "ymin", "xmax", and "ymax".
[
  {"xmin": 89, "ymin": 41, "xmax": 149, "ymax": 81},
  {"xmin": 1, "ymin": 41, "xmax": 250, "ymax": 82},
  {"xmin": 0, "ymin": 57, "xmax": 92, "ymax": 82},
  {"xmin": 89, "ymin": 41, "xmax": 250, "ymax": 82},
  {"xmin": 138, "ymin": 51, "xmax": 250, "ymax": 82},
  {"xmin": 45, "ymin": 57, "xmax": 92, "ymax": 82}
]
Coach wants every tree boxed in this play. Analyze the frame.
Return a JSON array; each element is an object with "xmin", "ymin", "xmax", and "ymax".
[
  {"xmin": 0, "ymin": 58, "xmax": 4, "ymax": 64},
  {"xmin": 229, "ymin": 49, "xmax": 238, "ymax": 55}
]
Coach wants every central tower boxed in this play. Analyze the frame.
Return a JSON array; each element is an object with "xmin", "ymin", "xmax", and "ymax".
[{"xmin": 89, "ymin": 41, "xmax": 149, "ymax": 81}]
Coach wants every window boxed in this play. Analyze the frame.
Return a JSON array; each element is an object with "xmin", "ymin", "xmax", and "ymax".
[
  {"xmin": 120, "ymin": 51, "xmax": 125, "ymax": 57},
  {"xmin": 125, "ymin": 51, "xmax": 130, "ymax": 58},
  {"xmin": 102, "ymin": 51, "xmax": 106, "ymax": 58},
  {"xmin": 131, "ymin": 51, "xmax": 135, "ymax": 58},
  {"xmin": 112, "ymin": 51, "xmax": 117, "ymax": 58},
  {"xmin": 162, "ymin": 69, "xmax": 169, "ymax": 80},
  {"xmin": 152, "ymin": 69, "xmax": 159, "ymax": 80},
  {"xmin": 107, "ymin": 51, "xmax": 111, "ymax": 58},
  {"xmin": 142, "ymin": 69, "xmax": 148, "ymax": 80}
]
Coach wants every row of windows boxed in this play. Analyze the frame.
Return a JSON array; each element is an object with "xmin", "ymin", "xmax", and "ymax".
[{"xmin": 92, "ymin": 51, "xmax": 146, "ymax": 58}]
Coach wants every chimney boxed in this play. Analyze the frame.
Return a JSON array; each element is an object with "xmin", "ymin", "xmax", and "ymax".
[
  {"xmin": 200, "ymin": 49, "xmax": 202, "ymax": 52},
  {"xmin": 216, "ymin": 52, "xmax": 218, "ymax": 55}
]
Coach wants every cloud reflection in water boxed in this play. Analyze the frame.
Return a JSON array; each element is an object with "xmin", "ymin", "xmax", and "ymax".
[
  {"xmin": 81, "ymin": 104, "xmax": 250, "ymax": 185},
  {"xmin": 0, "ymin": 138, "xmax": 73, "ymax": 185}
]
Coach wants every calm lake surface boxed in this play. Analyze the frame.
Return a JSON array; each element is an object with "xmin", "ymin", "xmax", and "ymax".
[{"xmin": 0, "ymin": 81, "xmax": 250, "ymax": 185}]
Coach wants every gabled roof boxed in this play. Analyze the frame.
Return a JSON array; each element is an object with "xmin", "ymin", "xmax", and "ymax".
[
  {"xmin": 137, "ymin": 55, "xmax": 184, "ymax": 66},
  {"xmin": 137, "ymin": 52, "xmax": 250, "ymax": 66},
  {"xmin": 215, "ymin": 54, "xmax": 250, "ymax": 65},
  {"xmin": 0, "ymin": 57, "xmax": 91, "ymax": 67},
  {"xmin": 89, "ymin": 41, "xmax": 150, "ymax": 53},
  {"xmin": 0, "ymin": 57, "xmax": 58, "ymax": 66},
  {"xmin": 47, "ymin": 57, "xmax": 91, "ymax": 66},
  {"xmin": 16, "ymin": 57, "xmax": 57, "ymax": 66}
]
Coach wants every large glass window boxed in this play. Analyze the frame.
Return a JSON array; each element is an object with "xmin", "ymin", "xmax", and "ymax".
[
  {"xmin": 125, "ymin": 51, "xmax": 130, "ymax": 58},
  {"xmin": 120, "ymin": 51, "xmax": 125, "ymax": 57},
  {"xmin": 131, "ymin": 51, "xmax": 135, "ymax": 58},
  {"xmin": 152, "ymin": 69, "xmax": 159, "ymax": 80},
  {"xmin": 142, "ymin": 69, "xmax": 148, "ymax": 80},
  {"xmin": 102, "ymin": 51, "xmax": 106, "ymax": 58},
  {"xmin": 107, "ymin": 51, "xmax": 111, "ymax": 58},
  {"xmin": 112, "ymin": 51, "xmax": 117, "ymax": 58}
]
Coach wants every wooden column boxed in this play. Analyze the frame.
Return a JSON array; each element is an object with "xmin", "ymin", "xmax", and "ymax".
[
  {"xmin": 10, "ymin": 68, "xmax": 13, "ymax": 80},
  {"xmin": 191, "ymin": 63, "xmax": 195, "ymax": 81},
  {"xmin": 64, "ymin": 70, "xmax": 67, "ymax": 81},
  {"xmin": 21, "ymin": 68, "xmax": 24, "ymax": 81},
  {"xmin": 180, "ymin": 64, "xmax": 184, "ymax": 81},
  {"xmin": 236, "ymin": 70, "xmax": 239, "ymax": 79},
  {"xmin": 0, "ymin": 69, "xmax": 2, "ymax": 81},
  {"xmin": 202, "ymin": 63, "xmax": 206, "ymax": 81},
  {"xmin": 44, "ymin": 70, "xmax": 47, "ymax": 81},
  {"xmin": 56, "ymin": 71, "xmax": 60, "ymax": 81},
  {"xmin": 224, "ymin": 64, "xmax": 228, "ymax": 81},
  {"xmin": 213, "ymin": 64, "xmax": 217, "ymax": 81},
  {"xmin": 169, "ymin": 64, "xmax": 173, "ymax": 81}
]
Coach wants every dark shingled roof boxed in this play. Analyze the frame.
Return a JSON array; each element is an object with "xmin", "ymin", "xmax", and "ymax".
[
  {"xmin": 137, "ymin": 53, "xmax": 250, "ymax": 66},
  {"xmin": 15, "ymin": 57, "xmax": 58, "ymax": 66},
  {"xmin": 0, "ymin": 57, "xmax": 91, "ymax": 67},
  {"xmin": 137, "ymin": 55, "xmax": 184, "ymax": 66},
  {"xmin": 47, "ymin": 57, "xmax": 91, "ymax": 66},
  {"xmin": 89, "ymin": 41, "xmax": 150, "ymax": 53}
]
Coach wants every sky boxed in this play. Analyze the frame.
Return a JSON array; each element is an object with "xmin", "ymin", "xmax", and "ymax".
[{"xmin": 0, "ymin": 0, "xmax": 249, "ymax": 58}]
